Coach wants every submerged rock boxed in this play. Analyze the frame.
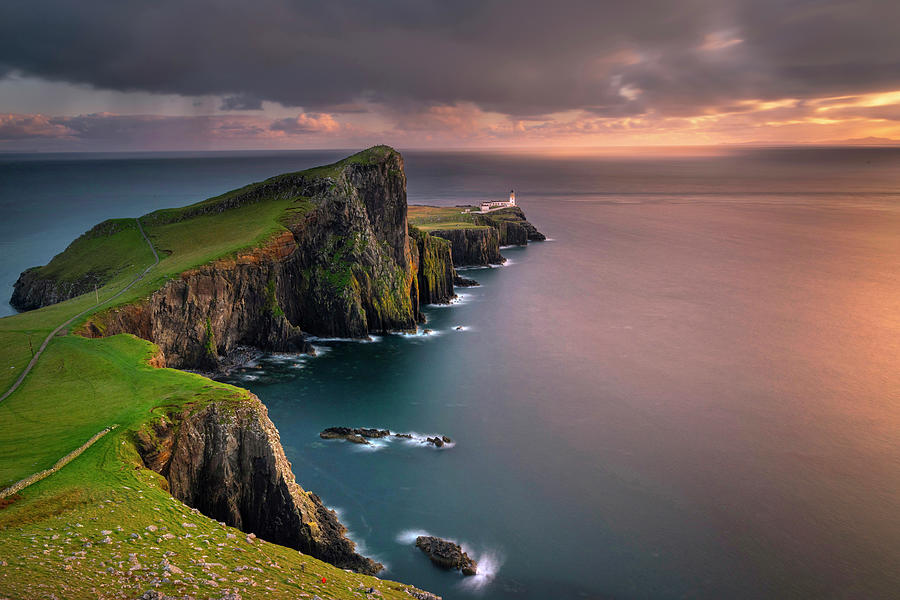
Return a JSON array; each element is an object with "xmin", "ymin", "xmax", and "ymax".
[{"xmin": 414, "ymin": 536, "xmax": 477, "ymax": 576}]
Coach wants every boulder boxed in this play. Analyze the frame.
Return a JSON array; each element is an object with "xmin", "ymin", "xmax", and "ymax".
[{"xmin": 414, "ymin": 536, "xmax": 477, "ymax": 576}]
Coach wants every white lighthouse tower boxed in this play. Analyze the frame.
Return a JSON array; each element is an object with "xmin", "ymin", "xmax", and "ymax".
[{"xmin": 509, "ymin": 189, "xmax": 516, "ymax": 206}]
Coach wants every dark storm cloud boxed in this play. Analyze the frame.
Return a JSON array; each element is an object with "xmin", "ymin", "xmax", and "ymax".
[
  {"xmin": 219, "ymin": 94, "xmax": 264, "ymax": 111},
  {"xmin": 0, "ymin": 0, "xmax": 897, "ymax": 118}
]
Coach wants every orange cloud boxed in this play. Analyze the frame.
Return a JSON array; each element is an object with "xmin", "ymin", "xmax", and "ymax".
[
  {"xmin": 0, "ymin": 113, "xmax": 72, "ymax": 140},
  {"xmin": 270, "ymin": 112, "xmax": 340, "ymax": 135}
]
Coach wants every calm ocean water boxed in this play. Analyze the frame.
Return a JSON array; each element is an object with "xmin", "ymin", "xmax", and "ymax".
[{"xmin": 2, "ymin": 148, "xmax": 899, "ymax": 598}]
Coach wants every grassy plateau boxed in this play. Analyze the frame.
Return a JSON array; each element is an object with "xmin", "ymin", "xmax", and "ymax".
[{"xmin": 406, "ymin": 205, "xmax": 489, "ymax": 232}]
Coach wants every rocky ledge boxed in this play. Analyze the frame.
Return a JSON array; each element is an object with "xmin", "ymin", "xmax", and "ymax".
[{"xmin": 415, "ymin": 536, "xmax": 477, "ymax": 576}]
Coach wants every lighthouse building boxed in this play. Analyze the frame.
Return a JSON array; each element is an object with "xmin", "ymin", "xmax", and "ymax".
[{"xmin": 480, "ymin": 189, "xmax": 516, "ymax": 212}]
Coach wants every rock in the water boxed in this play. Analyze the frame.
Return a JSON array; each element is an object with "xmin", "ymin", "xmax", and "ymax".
[
  {"xmin": 320, "ymin": 427, "xmax": 391, "ymax": 444},
  {"xmin": 452, "ymin": 273, "xmax": 479, "ymax": 287},
  {"xmin": 414, "ymin": 536, "xmax": 477, "ymax": 576},
  {"xmin": 425, "ymin": 436, "xmax": 452, "ymax": 447}
]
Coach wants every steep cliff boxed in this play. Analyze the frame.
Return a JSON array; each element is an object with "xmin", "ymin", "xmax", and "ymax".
[
  {"xmin": 426, "ymin": 227, "xmax": 503, "ymax": 266},
  {"xmin": 80, "ymin": 234, "xmax": 310, "ymax": 370},
  {"xmin": 474, "ymin": 206, "xmax": 546, "ymax": 245},
  {"xmin": 134, "ymin": 393, "xmax": 381, "ymax": 574},
  {"xmin": 409, "ymin": 225, "xmax": 455, "ymax": 306},
  {"xmin": 11, "ymin": 267, "xmax": 96, "ymax": 311},
  {"xmin": 409, "ymin": 204, "xmax": 545, "ymax": 266},
  {"xmin": 69, "ymin": 146, "xmax": 450, "ymax": 369}
]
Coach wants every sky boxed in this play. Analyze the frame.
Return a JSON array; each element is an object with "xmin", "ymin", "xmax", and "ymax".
[{"xmin": 1, "ymin": 0, "xmax": 899, "ymax": 151}]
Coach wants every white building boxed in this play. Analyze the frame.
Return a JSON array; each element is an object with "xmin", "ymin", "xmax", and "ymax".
[{"xmin": 480, "ymin": 190, "xmax": 516, "ymax": 212}]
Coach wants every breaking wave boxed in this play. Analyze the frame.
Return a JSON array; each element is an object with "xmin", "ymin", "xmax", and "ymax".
[
  {"xmin": 458, "ymin": 548, "xmax": 504, "ymax": 593},
  {"xmin": 395, "ymin": 528, "xmax": 432, "ymax": 545},
  {"xmin": 396, "ymin": 529, "xmax": 504, "ymax": 593}
]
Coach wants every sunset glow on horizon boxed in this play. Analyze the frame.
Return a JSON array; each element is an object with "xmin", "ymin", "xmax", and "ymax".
[{"xmin": 1, "ymin": 1, "xmax": 898, "ymax": 151}]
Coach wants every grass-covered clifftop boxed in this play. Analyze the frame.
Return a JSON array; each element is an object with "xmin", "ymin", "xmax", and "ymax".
[
  {"xmin": 0, "ymin": 147, "xmax": 442, "ymax": 600},
  {"xmin": 408, "ymin": 204, "xmax": 545, "ymax": 266},
  {"xmin": 407, "ymin": 205, "xmax": 490, "ymax": 232}
]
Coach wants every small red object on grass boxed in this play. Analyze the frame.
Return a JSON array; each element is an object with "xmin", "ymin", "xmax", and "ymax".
[{"xmin": 322, "ymin": 576, "xmax": 327, "ymax": 583}]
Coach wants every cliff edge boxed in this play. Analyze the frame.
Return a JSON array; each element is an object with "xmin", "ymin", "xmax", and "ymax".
[
  {"xmin": 135, "ymin": 392, "xmax": 381, "ymax": 574},
  {"xmin": 11, "ymin": 146, "xmax": 455, "ymax": 371},
  {"xmin": 407, "ymin": 204, "xmax": 545, "ymax": 266}
]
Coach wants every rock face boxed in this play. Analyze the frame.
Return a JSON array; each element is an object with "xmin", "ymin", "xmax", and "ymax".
[
  {"xmin": 427, "ymin": 227, "xmax": 503, "ymax": 267},
  {"xmin": 409, "ymin": 226, "xmax": 455, "ymax": 305},
  {"xmin": 69, "ymin": 146, "xmax": 454, "ymax": 370},
  {"xmin": 415, "ymin": 536, "xmax": 477, "ymax": 576},
  {"xmin": 10, "ymin": 267, "xmax": 98, "ymax": 312},
  {"xmin": 475, "ymin": 206, "xmax": 546, "ymax": 244},
  {"xmin": 10, "ymin": 219, "xmax": 136, "ymax": 311},
  {"xmin": 426, "ymin": 206, "xmax": 545, "ymax": 267},
  {"xmin": 81, "ymin": 237, "xmax": 311, "ymax": 369},
  {"xmin": 135, "ymin": 395, "xmax": 381, "ymax": 574}
]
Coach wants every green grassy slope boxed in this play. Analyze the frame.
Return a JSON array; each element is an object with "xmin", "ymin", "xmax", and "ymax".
[
  {"xmin": 0, "ymin": 335, "xmax": 421, "ymax": 600},
  {"xmin": 34, "ymin": 219, "xmax": 150, "ymax": 284},
  {"xmin": 0, "ymin": 147, "xmax": 432, "ymax": 599},
  {"xmin": 407, "ymin": 205, "xmax": 489, "ymax": 231},
  {"xmin": 1, "ymin": 151, "xmax": 334, "ymax": 392}
]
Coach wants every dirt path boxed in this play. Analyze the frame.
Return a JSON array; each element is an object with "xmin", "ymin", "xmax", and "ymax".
[{"xmin": 0, "ymin": 218, "xmax": 159, "ymax": 404}]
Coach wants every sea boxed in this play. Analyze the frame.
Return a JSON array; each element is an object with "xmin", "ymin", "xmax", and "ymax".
[{"xmin": 1, "ymin": 147, "xmax": 898, "ymax": 599}]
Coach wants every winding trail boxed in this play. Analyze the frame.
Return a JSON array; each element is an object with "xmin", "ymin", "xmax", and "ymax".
[{"xmin": 0, "ymin": 218, "xmax": 159, "ymax": 404}]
